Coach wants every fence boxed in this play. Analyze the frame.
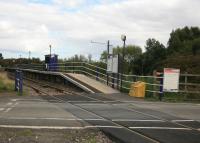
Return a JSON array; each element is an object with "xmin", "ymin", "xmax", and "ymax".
[{"xmin": 16, "ymin": 62, "xmax": 200, "ymax": 97}]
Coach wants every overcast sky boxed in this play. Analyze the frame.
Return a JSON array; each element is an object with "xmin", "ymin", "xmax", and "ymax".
[{"xmin": 0, "ymin": 0, "xmax": 200, "ymax": 60}]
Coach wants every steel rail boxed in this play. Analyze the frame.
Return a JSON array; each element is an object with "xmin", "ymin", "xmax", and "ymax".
[{"xmin": 25, "ymin": 82, "xmax": 160, "ymax": 143}]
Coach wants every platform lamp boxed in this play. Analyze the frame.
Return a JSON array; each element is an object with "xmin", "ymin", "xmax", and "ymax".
[
  {"xmin": 121, "ymin": 34, "xmax": 126, "ymax": 91},
  {"xmin": 49, "ymin": 44, "xmax": 52, "ymax": 56}
]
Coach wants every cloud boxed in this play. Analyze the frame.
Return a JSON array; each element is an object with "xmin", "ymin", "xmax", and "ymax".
[
  {"xmin": 53, "ymin": 0, "xmax": 85, "ymax": 9},
  {"xmin": 0, "ymin": 0, "xmax": 200, "ymax": 59}
]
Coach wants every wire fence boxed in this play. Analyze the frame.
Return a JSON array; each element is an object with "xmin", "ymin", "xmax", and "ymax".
[{"xmin": 16, "ymin": 62, "xmax": 200, "ymax": 97}]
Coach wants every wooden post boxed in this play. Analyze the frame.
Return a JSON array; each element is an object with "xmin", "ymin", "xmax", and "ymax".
[{"xmin": 153, "ymin": 70, "xmax": 157, "ymax": 97}]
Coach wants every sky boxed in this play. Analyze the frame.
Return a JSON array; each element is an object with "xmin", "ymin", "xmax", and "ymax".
[{"xmin": 0, "ymin": 0, "xmax": 200, "ymax": 60}]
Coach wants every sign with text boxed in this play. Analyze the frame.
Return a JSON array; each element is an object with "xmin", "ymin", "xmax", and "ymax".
[
  {"xmin": 107, "ymin": 55, "xmax": 118, "ymax": 73},
  {"xmin": 163, "ymin": 68, "xmax": 180, "ymax": 92}
]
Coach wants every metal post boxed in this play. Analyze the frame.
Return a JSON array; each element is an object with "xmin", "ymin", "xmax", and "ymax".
[
  {"xmin": 121, "ymin": 39, "xmax": 126, "ymax": 91},
  {"xmin": 159, "ymin": 73, "xmax": 163, "ymax": 101},
  {"xmin": 49, "ymin": 45, "xmax": 51, "ymax": 56},
  {"xmin": 112, "ymin": 73, "xmax": 115, "ymax": 88},
  {"xmin": 107, "ymin": 40, "xmax": 110, "ymax": 85},
  {"xmin": 15, "ymin": 71, "xmax": 18, "ymax": 91},
  {"xmin": 117, "ymin": 54, "xmax": 120, "ymax": 90},
  {"xmin": 19, "ymin": 71, "xmax": 23, "ymax": 96},
  {"xmin": 153, "ymin": 70, "xmax": 157, "ymax": 97},
  {"xmin": 184, "ymin": 72, "xmax": 188, "ymax": 91},
  {"xmin": 28, "ymin": 51, "xmax": 31, "ymax": 64}
]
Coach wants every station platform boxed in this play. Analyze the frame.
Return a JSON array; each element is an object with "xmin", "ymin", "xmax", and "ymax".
[
  {"xmin": 6, "ymin": 68, "xmax": 120, "ymax": 94},
  {"xmin": 65, "ymin": 73, "xmax": 120, "ymax": 94}
]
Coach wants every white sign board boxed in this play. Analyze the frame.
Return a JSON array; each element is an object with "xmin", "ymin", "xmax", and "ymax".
[
  {"xmin": 107, "ymin": 55, "xmax": 118, "ymax": 73},
  {"xmin": 163, "ymin": 68, "xmax": 180, "ymax": 92},
  {"xmin": 107, "ymin": 56, "xmax": 113, "ymax": 73},
  {"xmin": 112, "ymin": 55, "xmax": 118, "ymax": 73}
]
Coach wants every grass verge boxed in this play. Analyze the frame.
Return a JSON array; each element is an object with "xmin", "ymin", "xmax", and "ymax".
[{"xmin": 0, "ymin": 72, "xmax": 14, "ymax": 92}]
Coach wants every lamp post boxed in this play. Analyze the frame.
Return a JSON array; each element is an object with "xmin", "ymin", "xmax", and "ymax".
[
  {"xmin": 49, "ymin": 45, "xmax": 52, "ymax": 56},
  {"xmin": 28, "ymin": 51, "xmax": 31, "ymax": 64},
  {"xmin": 121, "ymin": 35, "xmax": 126, "ymax": 91}
]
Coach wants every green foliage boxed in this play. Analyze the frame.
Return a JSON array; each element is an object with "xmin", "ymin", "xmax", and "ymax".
[
  {"xmin": 67, "ymin": 54, "xmax": 88, "ymax": 62},
  {"xmin": 142, "ymin": 38, "xmax": 166, "ymax": 74},
  {"xmin": 0, "ymin": 74, "xmax": 14, "ymax": 92},
  {"xmin": 100, "ymin": 45, "xmax": 142, "ymax": 74},
  {"xmin": 168, "ymin": 26, "xmax": 200, "ymax": 54},
  {"xmin": 0, "ymin": 57, "xmax": 41, "ymax": 67},
  {"xmin": 192, "ymin": 38, "xmax": 200, "ymax": 55},
  {"xmin": 0, "ymin": 53, "xmax": 3, "ymax": 60}
]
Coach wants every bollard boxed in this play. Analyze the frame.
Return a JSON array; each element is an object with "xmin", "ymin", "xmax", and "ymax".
[
  {"xmin": 15, "ymin": 70, "xmax": 23, "ymax": 96},
  {"xmin": 159, "ymin": 73, "xmax": 163, "ymax": 101}
]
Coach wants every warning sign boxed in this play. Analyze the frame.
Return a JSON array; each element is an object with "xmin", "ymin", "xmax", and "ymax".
[{"xmin": 163, "ymin": 68, "xmax": 180, "ymax": 92}]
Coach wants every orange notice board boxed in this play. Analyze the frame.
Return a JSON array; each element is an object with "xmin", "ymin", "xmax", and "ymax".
[{"xmin": 163, "ymin": 68, "xmax": 180, "ymax": 92}]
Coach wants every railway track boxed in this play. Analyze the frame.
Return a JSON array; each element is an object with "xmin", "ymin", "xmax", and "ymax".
[
  {"xmin": 24, "ymin": 79, "xmax": 160, "ymax": 143},
  {"xmin": 24, "ymin": 78, "xmax": 200, "ymax": 143}
]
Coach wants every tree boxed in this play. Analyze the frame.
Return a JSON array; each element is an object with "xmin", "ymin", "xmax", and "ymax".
[
  {"xmin": 167, "ymin": 26, "xmax": 200, "ymax": 54},
  {"xmin": 100, "ymin": 45, "xmax": 142, "ymax": 74},
  {"xmin": 0, "ymin": 53, "xmax": 3, "ymax": 60},
  {"xmin": 192, "ymin": 38, "xmax": 200, "ymax": 55},
  {"xmin": 143, "ymin": 38, "xmax": 166, "ymax": 74},
  {"xmin": 100, "ymin": 51, "xmax": 108, "ymax": 62},
  {"xmin": 67, "ymin": 54, "xmax": 88, "ymax": 62}
]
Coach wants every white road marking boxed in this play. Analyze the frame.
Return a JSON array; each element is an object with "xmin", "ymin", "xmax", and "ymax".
[
  {"xmin": 12, "ymin": 99, "xmax": 46, "ymax": 102},
  {"xmin": 172, "ymin": 120, "xmax": 195, "ymax": 122},
  {"xmin": 129, "ymin": 127, "xmax": 192, "ymax": 130},
  {"xmin": 75, "ymin": 103, "xmax": 105, "ymax": 106},
  {"xmin": 86, "ymin": 125, "xmax": 122, "ymax": 128},
  {"xmin": 0, "ymin": 117, "xmax": 106, "ymax": 121},
  {"xmin": 0, "ymin": 125, "xmax": 122, "ymax": 129},
  {"xmin": 4, "ymin": 108, "xmax": 12, "ymax": 113},
  {"xmin": 0, "ymin": 108, "xmax": 4, "ymax": 111},
  {"xmin": 11, "ymin": 102, "xmax": 18, "ymax": 108},
  {"xmin": 72, "ymin": 101, "xmax": 118, "ymax": 103},
  {"xmin": 6, "ymin": 103, "xmax": 13, "ymax": 106},
  {"xmin": 112, "ymin": 119, "xmax": 164, "ymax": 122}
]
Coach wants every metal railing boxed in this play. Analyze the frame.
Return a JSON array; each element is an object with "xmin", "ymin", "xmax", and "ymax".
[{"xmin": 16, "ymin": 62, "xmax": 200, "ymax": 95}]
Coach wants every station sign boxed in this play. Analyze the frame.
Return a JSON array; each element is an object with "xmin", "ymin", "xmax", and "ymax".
[
  {"xmin": 163, "ymin": 68, "xmax": 180, "ymax": 92},
  {"xmin": 107, "ymin": 55, "xmax": 118, "ymax": 73}
]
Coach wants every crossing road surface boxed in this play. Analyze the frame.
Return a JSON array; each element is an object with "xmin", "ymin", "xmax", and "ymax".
[{"xmin": 0, "ymin": 93, "xmax": 200, "ymax": 143}]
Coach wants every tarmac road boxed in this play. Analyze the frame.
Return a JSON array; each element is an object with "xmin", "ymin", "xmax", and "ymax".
[{"xmin": 0, "ymin": 93, "xmax": 200, "ymax": 143}]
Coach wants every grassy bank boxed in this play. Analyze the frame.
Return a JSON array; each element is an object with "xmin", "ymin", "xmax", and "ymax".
[{"xmin": 0, "ymin": 72, "xmax": 14, "ymax": 92}]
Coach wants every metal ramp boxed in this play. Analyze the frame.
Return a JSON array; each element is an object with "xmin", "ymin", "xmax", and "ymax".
[{"xmin": 65, "ymin": 73, "xmax": 120, "ymax": 94}]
